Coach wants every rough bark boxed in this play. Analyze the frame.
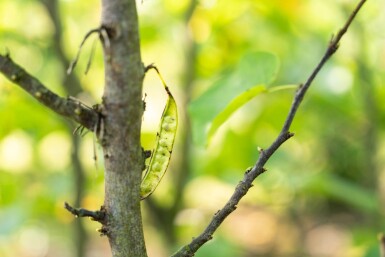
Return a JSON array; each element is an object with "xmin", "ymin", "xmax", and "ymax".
[
  {"xmin": 0, "ymin": 55, "xmax": 99, "ymax": 130},
  {"xmin": 100, "ymin": 0, "xmax": 147, "ymax": 256}
]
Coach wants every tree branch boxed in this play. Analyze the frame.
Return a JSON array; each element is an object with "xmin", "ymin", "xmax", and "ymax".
[
  {"xmin": 0, "ymin": 54, "xmax": 99, "ymax": 131},
  {"xmin": 171, "ymin": 0, "xmax": 367, "ymax": 256},
  {"xmin": 64, "ymin": 202, "xmax": 106, "ymax": 222}
]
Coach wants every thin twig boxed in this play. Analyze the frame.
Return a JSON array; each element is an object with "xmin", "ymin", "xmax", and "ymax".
[
  {"xmin": 67, "ymin": 28, "xmax": 100, "ymax": 75},
  {"xmin": 171, "ymin": 1, "xmax": 367, "ymax": 256},
  {"xmin": 280, "ymin": 0, "xmax": 367, "ymax": 134},
  {"xmin": 0, "ymin": 54, "xmax": 99, "ymax": 131},
  {"xmin": 85, "ymin": 36, "xmax": 99, "ymax": 74},
  {"xmin": 66, "ymin": 25, "xmax": 111, "ymax": 75},
  {"xmin": 64, "ymin": 202, "xmax": 106, "ymax": 222}
]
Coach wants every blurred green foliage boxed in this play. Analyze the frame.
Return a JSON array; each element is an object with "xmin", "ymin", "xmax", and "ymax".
[
  {"xmin": 1, "ymin": 0, "xmax": 385, "ymax": 257},
  {"xmin": 189, "ymin": 51, "xmax": 280, "ymax": 146}
]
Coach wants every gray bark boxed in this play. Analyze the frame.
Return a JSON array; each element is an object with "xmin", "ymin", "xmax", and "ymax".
[{"xmin": 100, "ymin": 0, "xmax": 147, "ymax": 256}]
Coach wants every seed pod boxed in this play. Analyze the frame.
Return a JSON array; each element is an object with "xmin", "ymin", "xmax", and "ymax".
[{"xmin": 141, "ymin": 67, "xmax": 178, "ymax": 200}]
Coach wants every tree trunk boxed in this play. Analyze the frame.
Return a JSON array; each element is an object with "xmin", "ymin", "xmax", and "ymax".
[{"xmin": 100, "ymin": 0, "xmax": 147, "ymax": 256}]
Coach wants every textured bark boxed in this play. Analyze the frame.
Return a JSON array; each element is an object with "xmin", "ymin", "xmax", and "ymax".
[
  {"xmin": 100, "ymin": 0, "xmax": 147, "ymax": 256},
  {"xmin": 0, "ymin": 55, "xmax": 99, "ymax": 131}
]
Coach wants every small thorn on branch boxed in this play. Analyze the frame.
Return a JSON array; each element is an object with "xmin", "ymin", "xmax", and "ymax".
[
  {"xmin": 64, "ymin": 202, "xmax": 105, "ymax": 223},
  {"xmin": 287, "ymin": 132, "xmax": 295, "ymax": 138}
]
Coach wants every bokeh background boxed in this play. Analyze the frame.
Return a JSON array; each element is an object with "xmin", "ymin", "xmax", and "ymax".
[{"xmin": 1, "ymin": 0, "xmax": 385, "ymax": 256}]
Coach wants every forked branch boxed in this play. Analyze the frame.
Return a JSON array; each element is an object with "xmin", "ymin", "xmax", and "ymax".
[{"xmin": 171, "ymin": 0, "xmax": 367, "ymax": 256}]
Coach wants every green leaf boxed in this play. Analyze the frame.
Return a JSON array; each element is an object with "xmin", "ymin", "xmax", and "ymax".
[
  {"xmin": 207, "ymin": 85, "xmax": 267, "ymax": 145},
  {"xmin": 206, "ymin": 84, "xmax": 298, "ymax": 145},
  {"xmin": 189, "ymin": 51, "xmax": 280, "ymax": 146}
]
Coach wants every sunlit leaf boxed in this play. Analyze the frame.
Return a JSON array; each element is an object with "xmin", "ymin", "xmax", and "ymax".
[
  {"xmin": 207, "ymin": 85, "xmax": 266, "ymax": 145},
  {"xmin": 206, "ymin": 84, "xmax": 297, "ymax": 145},
  {"xmin": 189, "ymin": 51, "xmax": 279, "ymax": 146}
]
